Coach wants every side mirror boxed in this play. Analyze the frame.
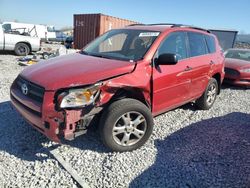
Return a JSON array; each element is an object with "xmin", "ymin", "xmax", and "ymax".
[{"xmin": 156, "ymin": 53, "xmax": 178, "ymax": 65}]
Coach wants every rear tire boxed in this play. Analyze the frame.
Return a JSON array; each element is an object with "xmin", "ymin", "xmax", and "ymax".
[
  {"xmin": 196, "ymin": 78, "xmax": 218, "ymax": 110},
  {"xmin": 99, "ymin": 98, "xmax": 153, "ymax": 152},
  {"xmin": 14, "ymin": 43, "xmax": 30, "ymax": 56}
]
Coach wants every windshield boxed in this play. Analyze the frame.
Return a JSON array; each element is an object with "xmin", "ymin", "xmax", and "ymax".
[
  {"xmin": 225, "ymin": 50, "xmax": 250, "ymax": 62},
  {"xmin": 83, "ymin": 29, "xmax": 160, "ymax": 61}
]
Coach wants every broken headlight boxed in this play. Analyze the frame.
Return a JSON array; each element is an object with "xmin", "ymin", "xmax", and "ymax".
[{"xmin": 59, "ymin": 83, "xmax": 101, "ymax": 108}]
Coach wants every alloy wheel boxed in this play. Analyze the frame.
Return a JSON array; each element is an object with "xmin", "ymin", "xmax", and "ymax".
[
  {"xmin": 112, "ymin": 111, "xmax": 147, "ymax": 146},
  {"xmin": 206, "ymin": 83, "xmax": 217, "ymax": 106}
]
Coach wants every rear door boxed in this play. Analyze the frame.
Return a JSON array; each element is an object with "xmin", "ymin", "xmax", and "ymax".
[
  {"xmin": 186, "ymin": 32, "xmax": 211, "ymax": 98},
  {"xmin": 152, "ymin": 32, "xmax": 193, "ymax": 115},
  {"xmin": 205, "ymin": 34, "xmax": 219, "ymax": 75}
]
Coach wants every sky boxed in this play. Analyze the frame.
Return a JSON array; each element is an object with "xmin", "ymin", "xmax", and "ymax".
[{"xmin": 0, "ymin": 0, "xmax": 249, "ymax": 33}]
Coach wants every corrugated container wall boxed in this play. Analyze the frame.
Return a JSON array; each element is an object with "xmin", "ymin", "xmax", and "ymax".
[{"xmin": 74, "ymin": 14, "xmax": 139, "ymax": 49}]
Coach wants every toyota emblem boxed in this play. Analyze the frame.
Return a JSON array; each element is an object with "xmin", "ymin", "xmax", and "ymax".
[{"xmin": 21, "ymin": 83, "xmax": 28, "ymax": 95}]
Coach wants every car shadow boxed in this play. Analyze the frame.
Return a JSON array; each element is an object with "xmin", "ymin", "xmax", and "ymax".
[
  {"xmin": 179, "ymin": 102, "xmax": 196, "ymax": 111},
  {"xmin": 0, "ymin": 101, "xmax": 49, "ymax": 161},
  {"xmin": 0, "ymin": 101, "xmax": 107, "ymax": 162},
  {"xmin": 0, "ymin": 51, "xmax": 17, "ymax": 55},
  {"xmin": 222, "ymin": 82, "xmax": 249, "ymax": 90},
  {"xmin": 61, "ymin": 115, "xmax": 109, "ymax": 153},
  {"xmin": 130, "ymin": 112, "xmax": 250, "ymax": 188}
]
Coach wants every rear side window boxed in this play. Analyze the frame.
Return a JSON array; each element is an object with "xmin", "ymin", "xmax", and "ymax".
[
  {"xmin": 205, "ymin": 35, "xmax": 216, "ymax": 53},
  {"xmin": 188, "ymin": 32, "xmax": 207, "ymax": 57}
]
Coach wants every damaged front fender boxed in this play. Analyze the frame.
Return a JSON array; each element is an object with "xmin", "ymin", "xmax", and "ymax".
[{"xmin": 97, "ymin": 61, "xmax": 152, "ymax": 108}]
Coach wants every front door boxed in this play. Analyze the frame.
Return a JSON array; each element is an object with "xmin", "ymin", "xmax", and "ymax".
[{"xmin": 152, "ymin": 32, "xmax": 193, "ymax": 115}]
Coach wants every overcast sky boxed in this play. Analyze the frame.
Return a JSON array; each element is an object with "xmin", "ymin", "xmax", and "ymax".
[{"xmin": 0, "ymin": 0, "xmax": 249, "ymax": 33}]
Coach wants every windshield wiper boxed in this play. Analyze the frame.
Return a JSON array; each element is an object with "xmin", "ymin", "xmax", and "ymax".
[
  {"xmin": 80, "ymin": 51, "xmax": 111, "ymax": 59},
  {"xmin": 80, "ymin": 51, "xmax": 89, "ymax": 55},
  {"xmin": 90, "ymin": 53, "xmax": 113, "ymax": 59},
  {"xmin": 80, "ymin": 51, "xmax": 132, "ymax": 62}
]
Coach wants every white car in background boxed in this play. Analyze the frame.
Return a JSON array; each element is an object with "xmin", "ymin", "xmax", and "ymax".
[
  {"xmin": 2, "ymin": 22, "xmax": 56, "ymax": 41},
  {"xmin": 0, "ymin": 24, "xmax": 41, "ymax": 56}
]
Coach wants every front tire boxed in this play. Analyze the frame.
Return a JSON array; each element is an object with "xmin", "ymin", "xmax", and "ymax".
[
  {"xmin": 14, "ymin": 43, "xmax": 30, "ymax": 56},
  {"xmin": 99, "ymin": 98, "xmax": 153, "ymax": 152},
  {"xmin": 196, "ymin": 78, "xmax": 218, "ymax": 110}
]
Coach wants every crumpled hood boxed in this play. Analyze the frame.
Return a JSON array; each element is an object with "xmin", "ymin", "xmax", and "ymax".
[
  {"xmin": 20, "ymin": 53, "xmax": 135, "ymax": 90},
  {"xmin": 225, "ymin": 58, "xmax": 250, "ymax": 70}
]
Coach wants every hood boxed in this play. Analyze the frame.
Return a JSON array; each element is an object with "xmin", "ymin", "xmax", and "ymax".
[
  {"xmin": 225, "ymin": 58, "xmax": 250, "ymax": 70},
  {"xmin": 20, "ymin": 53, "xmax": 135, "ymax": 90}
]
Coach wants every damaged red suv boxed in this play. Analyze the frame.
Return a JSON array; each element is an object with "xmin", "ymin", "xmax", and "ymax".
[{"xmin": 10, "ymin": 24, "xmax": 224, "ymax": 151}]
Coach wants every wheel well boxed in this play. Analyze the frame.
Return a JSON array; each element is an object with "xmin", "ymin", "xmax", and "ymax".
[
  {"xmin": 212, "ymin": 73, "xmax": 221, "ymax": 94},
  {"xmin": 16, "ymin": 42, "xmax": 32, "ymax": 52},
  {"xmin": 108, "ymin": 88, "xmax": 151, "ymax": 110}
]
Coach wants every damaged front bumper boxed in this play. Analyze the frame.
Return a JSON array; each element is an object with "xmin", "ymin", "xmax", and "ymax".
[{"xmin": 10, "ymin": 83, "xmax": 102, "ymax": 143}]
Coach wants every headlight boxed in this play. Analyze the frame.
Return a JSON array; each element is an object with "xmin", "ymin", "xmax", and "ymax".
[
  {"xmin": 241, "ymin": 68, "xmax": 250, "ymax": 73},
  {"xmin": 59, "ymin": 83, "xmax": 101, "ymax": 108}
]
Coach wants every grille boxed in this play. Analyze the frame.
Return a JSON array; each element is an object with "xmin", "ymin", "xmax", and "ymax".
[
  {"xmin": 224, "ymin": 68, "xmax": 240, "ymax": 77},
  {"xmin": 15, "ymin": 76, "xmax": 45, "ymax": 103},
  {"xmin": 11, "ymin": 94, "xmax": 42, "ymax": 117}
]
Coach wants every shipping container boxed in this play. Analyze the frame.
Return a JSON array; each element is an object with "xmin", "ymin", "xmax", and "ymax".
[{"xmin": 74, "ymin": 14, "xmax": 139, "ymax": 49}]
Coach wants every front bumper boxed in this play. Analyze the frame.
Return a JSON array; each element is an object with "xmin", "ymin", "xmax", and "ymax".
[
  {"xmin": 224, "ymin": 68, "xmax": 250, "ymax": 87},
  {"xmin": 224, "ymin": 77, "xmax": 250, "ymax": 87},
  {"xmin": 10, "ymin": 80, "xmax": 97, "ymax": 142}
]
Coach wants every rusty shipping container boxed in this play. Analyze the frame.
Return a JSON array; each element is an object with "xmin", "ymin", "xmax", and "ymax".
[{"xmin": 74, "ymin": 14, "xmax": 139, "ymax": 49}]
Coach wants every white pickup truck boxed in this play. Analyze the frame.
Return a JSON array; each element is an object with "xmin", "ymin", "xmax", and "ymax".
[{"xmin": 0, "ymin": 24, "xmax": 41, "ymax": 56}]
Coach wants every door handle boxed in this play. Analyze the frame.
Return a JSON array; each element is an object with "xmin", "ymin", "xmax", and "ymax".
[
  {"xmin": 184, "ymin": 66, "xmax": 192, "ymax": 71},
  {"xmin": 210, "ymin": 60, "xmax": 215, "ymax": 65}
]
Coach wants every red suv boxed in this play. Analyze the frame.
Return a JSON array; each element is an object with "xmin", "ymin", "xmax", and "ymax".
[{"xmin": 10, "ymin": 24, "xmax": 225, "ymax": 151}]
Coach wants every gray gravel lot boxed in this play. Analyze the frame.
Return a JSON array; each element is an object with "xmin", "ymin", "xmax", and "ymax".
[{"xmin": 0, "ymin": 51, "xmax": 249, "ymax": 188}]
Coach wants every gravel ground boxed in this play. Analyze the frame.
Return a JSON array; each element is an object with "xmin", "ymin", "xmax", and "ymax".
[{"xmin": 0, "ymin": 49, "xmax": 249, "ymax": 187}]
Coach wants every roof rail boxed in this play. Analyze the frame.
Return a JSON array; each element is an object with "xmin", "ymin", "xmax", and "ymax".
[
  {"xmin": 127, "ymin": 24, "xmax": 145, "ymax": 26},
  {"xmin": 148, "ymin": 23, "xmax": 178, "ymax": 26},
  {"xmin": 128, "ymin": 23, "xmax": 178, "ymax": 27},
  {"xmin": 127, "ymin": 23, "xmax": 178, "ymax": 27},
  {"xmin": 127, "ymin": 23, "xmax": 210, "ymax": 33},
  {"xmin": 171, "ymin": 24, "xmax": 210, "ymax": 33}
]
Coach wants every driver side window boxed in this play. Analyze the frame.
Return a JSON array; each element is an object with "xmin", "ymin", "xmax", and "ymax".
[{"xmin": 157, "ymin": 32, "xmax": 187, "ymax": 60}]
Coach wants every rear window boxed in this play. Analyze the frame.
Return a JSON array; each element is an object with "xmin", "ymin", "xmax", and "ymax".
[
  {"xmin": 205, "ymin": 35, "xmax": 216, "ymax": 53},
  {"xmin": 2, "ymin": 24, "xmax": 11, "ymax": 32},
  {"xmin": 188, "ymin": 32, "xmax": 207, "ymax": 57}
]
